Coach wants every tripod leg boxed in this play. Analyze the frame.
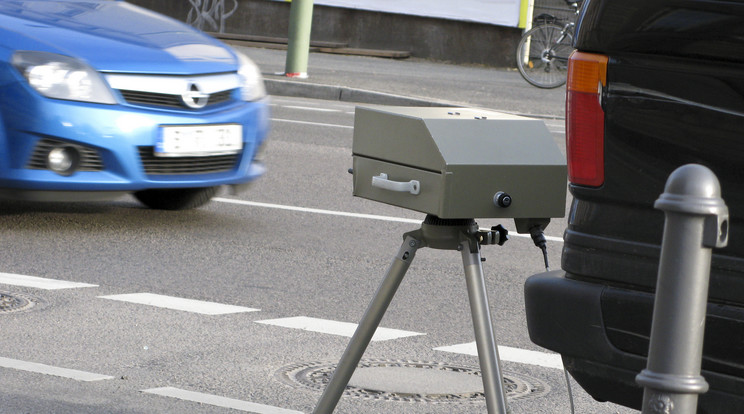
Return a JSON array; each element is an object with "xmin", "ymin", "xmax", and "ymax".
[
  {"xmin": 461, "ymin": 241, "xmax": 509, "ymax": 414},
  {"xmin": 313, "ymin": 235, "xmax": 420, "ymax": 414}
]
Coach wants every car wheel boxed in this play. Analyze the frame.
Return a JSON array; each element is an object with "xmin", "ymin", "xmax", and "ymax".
[{"xmin": 134, "ymin": 187, "xmax": 219, "ymax": 210}]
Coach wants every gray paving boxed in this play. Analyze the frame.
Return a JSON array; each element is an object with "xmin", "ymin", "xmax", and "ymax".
[{"xmin": 236, "ymin": 46, "xmax": 567, "ymax": 119}]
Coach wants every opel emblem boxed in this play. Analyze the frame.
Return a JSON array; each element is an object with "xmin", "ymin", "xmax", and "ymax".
[{"xmin": 182, "ymin": 82, "xmax": 209, "ymax": 109}]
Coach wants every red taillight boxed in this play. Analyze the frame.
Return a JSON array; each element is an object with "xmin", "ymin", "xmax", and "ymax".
[{"xmin": 566, "ymin": 51, "xmax": 608, "ymax": 187}]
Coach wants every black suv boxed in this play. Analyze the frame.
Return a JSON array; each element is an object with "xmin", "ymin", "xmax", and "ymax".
[{"xmin": 524, "ymin": 0, "xmax": 744, "ymax": 412}]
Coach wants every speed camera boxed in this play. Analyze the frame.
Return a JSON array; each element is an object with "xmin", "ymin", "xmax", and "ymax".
[{"xmin": 351, "ymin": 106, "xmax": 567, "ymax": 232}]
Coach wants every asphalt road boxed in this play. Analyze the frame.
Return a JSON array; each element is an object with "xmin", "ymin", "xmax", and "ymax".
[{"xmin": 0, "ymin": 95, "xmax": 636, "ymax": 414}]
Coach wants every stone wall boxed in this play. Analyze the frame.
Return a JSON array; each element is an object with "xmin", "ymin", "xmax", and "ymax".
[{"xmin": 128, "ymin": 0, "xmax": 524, "ymax": 67}]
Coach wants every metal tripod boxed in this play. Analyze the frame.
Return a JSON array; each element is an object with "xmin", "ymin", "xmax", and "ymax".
[{"xmin": 313, "ymin": 215, "xmax": 510, "ymax": 414}]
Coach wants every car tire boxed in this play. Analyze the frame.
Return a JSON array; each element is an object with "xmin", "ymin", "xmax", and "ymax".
[{"xmin": 134, "ymin": 187, "xmax": 219, "ymax": 210}]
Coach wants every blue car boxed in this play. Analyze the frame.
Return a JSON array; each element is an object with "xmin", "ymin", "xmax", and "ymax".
[{"xmin": 0, "ymin": 0, "xmax": 269, "ymax": 209}]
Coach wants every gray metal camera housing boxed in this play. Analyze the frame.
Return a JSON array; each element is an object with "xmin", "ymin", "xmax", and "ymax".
[{"xmin": 351, "ymin": 106, "xmax": 567, "ymax": 231}]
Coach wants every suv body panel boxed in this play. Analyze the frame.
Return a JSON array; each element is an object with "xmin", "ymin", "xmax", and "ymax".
[{"xmin": 525, "ymin": 0, "xmax": 744, "ymax": 411}]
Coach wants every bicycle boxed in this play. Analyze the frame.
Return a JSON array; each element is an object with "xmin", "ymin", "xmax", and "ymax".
[{"xmin": 516, "ymin": 0, "xmax": 582, "ymax": 89}]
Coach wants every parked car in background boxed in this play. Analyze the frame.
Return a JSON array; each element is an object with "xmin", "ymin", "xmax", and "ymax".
[
  {"xmin": 524, "ymin": 0, "xmax": 744, "ymax": 412},
  {"xmin": 0, "ymin": 0, "xmax": 269, "ymax": 209}
]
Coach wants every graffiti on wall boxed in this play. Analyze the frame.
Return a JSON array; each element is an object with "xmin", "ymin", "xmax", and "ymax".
[{"xmin": 186, "ymin": 0, "xmax": 238, "ymax": 33}]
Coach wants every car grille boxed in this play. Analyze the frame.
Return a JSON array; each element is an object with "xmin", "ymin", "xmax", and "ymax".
[
  {"xmin": 119, "ymin": 89, "xmax": 234, "ymax": 109},
  {"xmin": 138, "ymin": 147, "xmax": 240, "ymax": 175},
  {"xmin": 27, "ymin": 139, "xmax": 104, "ymax": 171}
]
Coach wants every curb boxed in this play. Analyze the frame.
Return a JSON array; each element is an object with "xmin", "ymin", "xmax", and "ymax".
[{"xmin": 264, "ymin": 78, "xmax": 454, "ymax": 107}]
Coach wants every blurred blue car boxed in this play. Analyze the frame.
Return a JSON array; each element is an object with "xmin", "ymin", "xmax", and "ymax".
[{"xmin": 0, "ymin": 0, "xmax": 269, "ymax": 209}]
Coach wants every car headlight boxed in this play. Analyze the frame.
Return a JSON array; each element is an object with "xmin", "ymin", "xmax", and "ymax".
[
  {"xmin": 11, "ymin": 51, "xmax": 116, "ymax": 104},
  {"xmin": 236, "ymin": 51, "xmax": 266, "ymax": 102}
]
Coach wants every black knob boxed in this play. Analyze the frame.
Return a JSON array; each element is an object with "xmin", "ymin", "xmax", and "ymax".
[
  {"xmin": 494, "ymin": 192, "xmax": 512, "ymax": 208},
  {"xmin": 491, "ymin": 224, "xmax": 509, "ymax": 246}
]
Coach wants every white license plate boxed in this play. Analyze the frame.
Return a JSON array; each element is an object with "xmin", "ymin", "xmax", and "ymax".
[{"xmin": 156, "ymin": 124, "xmax": 242, "ymax": 157}]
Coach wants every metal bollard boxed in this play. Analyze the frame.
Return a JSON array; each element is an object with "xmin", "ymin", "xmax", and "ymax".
[{"xmin": 636, "ymin": 164, "xmax": 729, "ymax": 414}]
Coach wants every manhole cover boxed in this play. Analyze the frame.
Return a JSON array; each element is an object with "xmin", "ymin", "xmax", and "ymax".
[
  {"xmin": 0, "ymin": 291, "xmax": 36, "ymax": 314},
  {"xmin": 277, "ymin": 359, "xmax": 549, "ymax": 403}
]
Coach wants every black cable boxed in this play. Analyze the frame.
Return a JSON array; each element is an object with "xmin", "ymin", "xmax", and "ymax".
[
  {"xmin": 530, "ymin": 225, "xmax": 573, "ymax": 412},
  {"xmin": 564, "ymin": 366, "xmax": 576, "ymax": 414},
  {"xmin": 540, "ymin": 244, "xmax": 550, "ymax": 272},
  {"xmin": 529, "ymin": 225, "xmax": 550, "ymax": 272}
]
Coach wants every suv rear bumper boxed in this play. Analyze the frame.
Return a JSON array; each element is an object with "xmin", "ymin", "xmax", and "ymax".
[
  {"xmin": 525, "ymin": 271, "xmax": 744, "ymax": 412},
  {"xmin": 524, "ymin": 271, "xmax": 646, "ymax": 408}
]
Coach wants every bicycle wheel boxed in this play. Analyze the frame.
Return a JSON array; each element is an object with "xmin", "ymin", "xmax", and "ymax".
[{"xmin": 516, "ymin": 24, "xmax": 573, "ymax": 89}]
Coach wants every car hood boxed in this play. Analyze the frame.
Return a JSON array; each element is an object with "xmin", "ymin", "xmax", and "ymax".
[{"xmin": 0, "ymin": 0, "xmax": 238, "ymax": 75}]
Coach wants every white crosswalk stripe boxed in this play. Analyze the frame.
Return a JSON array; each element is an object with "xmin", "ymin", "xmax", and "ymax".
[
  {"xmin": 434, "ymin": 342, "xmax": 564, "ymax": 369},
  {"xmin": 98, "ymin": 293, "xmax": 260, "ymax": 315},
  {"xmin": 256, "ymin": 315, "xmax": 424, "ymax": 341},
  {"xmin": 0, "ymin": 272, "xmax": 97, "ymax": 290},
  {"xmin": 0, "ymin": 357, "xmax": 114, "ymax": 382},
  {"xmin": 142, "ymin": 387, "xmax": 304, "ymax": 414}
]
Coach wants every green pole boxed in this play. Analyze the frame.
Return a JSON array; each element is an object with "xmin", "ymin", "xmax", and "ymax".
[
  {"xmin": 519, "ymin": 0, "xmax": 535, "ymax": 30},
  {"xmin": 285, "ymin": 0, "xmax": 314, "ymax": 78}
]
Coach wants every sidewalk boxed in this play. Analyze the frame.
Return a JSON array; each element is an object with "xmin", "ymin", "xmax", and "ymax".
[{"xmin": 234, "ymin": 46, "xmax": 567, "ymax": 119}]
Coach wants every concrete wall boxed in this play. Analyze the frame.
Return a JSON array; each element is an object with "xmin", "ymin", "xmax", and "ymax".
[{"xmin": 128, "ymin": 0, "xmax": 522, "ymax": 67}]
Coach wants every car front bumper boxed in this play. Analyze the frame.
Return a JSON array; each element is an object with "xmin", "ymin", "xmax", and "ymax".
[{"xmin": 0, "ymin": 86, "xmax": 270, "ymax": 195}]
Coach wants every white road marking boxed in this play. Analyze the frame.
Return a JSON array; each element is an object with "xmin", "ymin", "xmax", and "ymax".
[
  {"xmin": 0, "ymin": 272, "xmax": 97, "ymax": 290},
  {"xmin": 256, "ymin": 316, "xmax": 424, "ymax": 341},
  {"xmin": 215, "ymin": 197, "xmax": 421, "ymax": 224},
  {"xmin": 434, "ymin": 342, "xmax": 564, "ymax": 370},
  {"xmin": 213, "ymin": 198, "xmax": 564, "ymax": 243},
  {"xmin": 142, "ymin": 387, "xmax": 303, "ymax": 414},
  {"xmin": 98, "ymin": 293, "xmax": 259, "ymax": 315},
  {"xmin": 282, "ymin": 105, "xmax": 343, "ymax": 113},
  {"xmin": 0, "ymin": 357, "xmax": 114, "ymax": 382},
  {"xmin": 270, "ymin": 118, "xmax": 353, "ymax": 129}
]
